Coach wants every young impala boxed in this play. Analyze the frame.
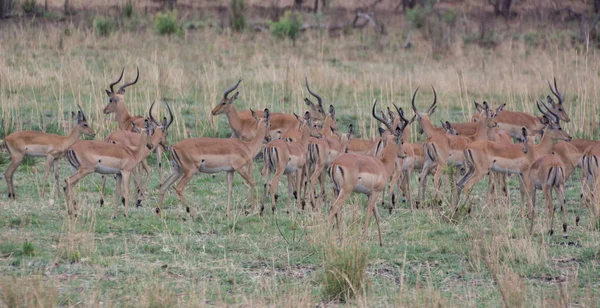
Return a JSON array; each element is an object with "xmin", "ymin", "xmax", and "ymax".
[
  {"xmin": 158, "ymin": 109, "xmax": 271, "ymax": 218},
  {"xmin": 1, "ymin": 106, "xmax": 95, "ymax": 200},
  {"xmin": 328, "ymin": 100, "xmax": 406, "ymax": 246},
  {"xmin": 65, "ymin": 120, "xmax": 160, "ymax": 218}
]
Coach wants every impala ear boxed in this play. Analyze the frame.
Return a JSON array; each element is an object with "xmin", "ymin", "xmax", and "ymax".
[
  {"xmin": 378, "ymin": 127, "xmax": 386, "ymax": 137},
  {"xmin": 546, "ymin": 95, "xmax": 555, "ymax": 106},
  {"xmin": 496, "ymin": 103, "xmax": 506, "ymax": 114},
  {"xmin": 329, "ymin": 105, "xmax": 335, "ymax": 118},
  {"xmin": 304, "ymin": 98, "xmax": 313, "ymax": 107},
  {"xmin": 348, "ymin": 124, "xmax": 353, "ymax": 137},
  {"xmin": 71, "ymin": 111, "xmax": 76, "ymax": 120},
  {"xmin": 264, "ymin": 108, "xmax": 270, "ymax": 121},
  {"xmin": 304, "ymin": 111, "xmax": 311, "ymax": 123},
  {"xmin": 293, "ymin": 113, "xmax": 300, "ymax": 121},
  {"xmin": 474, "ymin": 101, "xmax": 483, "ymax": 112},
  {"xmin": 429, "ymin": 105, "xmax": 438, "ymax": 115},
  {"xmin": 445, "ymin": 121, "xmax": 452, "ymax": 130},
  {"xmin": 105, "ymin": 89, "xmax": 112, "ymax": 96},
  {"xmin": 522, "ymin": 127, "xmax": 528, "ymax": 138}
]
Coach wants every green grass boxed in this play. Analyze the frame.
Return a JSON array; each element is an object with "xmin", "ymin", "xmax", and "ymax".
[{"xmin": 1, "ymin": 18, "xmax": 600, "ymax": 306}]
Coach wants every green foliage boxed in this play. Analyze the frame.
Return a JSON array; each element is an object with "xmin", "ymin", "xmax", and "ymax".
[
  {"xmin": 269, "ymin": 10, "xmax": 303, "ymax": 42},
  {"xmin": 154, "ymin": 10, "xmax": 181, "ymax": 35},
  {"xmin": 21, "ymin": 0, "xmax": 36, "ymax": 14},
  {"xmin": 442, "ymin": 8, "xmax": 457, "ymax": 26},
  {"xmin": 406, "ymin": 6, "xmax": 425, "ymax": 29},
  {"xmin": 93, "ymin": 16, "xmax": 115, "ymax": 37},
  {"xmin": 319, "ymin": 241, "xmax": 368, "ymax": 302},
  {"xmin": 123, "ymin": 0, "xmax": 134, "ymax": 18},
  {"xmin": 22, "ymin": 241, "xmax": 35, "ymax": 257},
  {"xmin": 229, "ymin": 0, "xmax": 246, "ymax": 32}
]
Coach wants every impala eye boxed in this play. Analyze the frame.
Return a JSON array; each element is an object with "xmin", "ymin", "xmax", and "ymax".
[
  {"xmin": 558, "ymin": 127, "xmax": 562, "ymax": 130},
  {"xmin": 558, "ymin": 108, "xmax": 563, "ymax": 112}
]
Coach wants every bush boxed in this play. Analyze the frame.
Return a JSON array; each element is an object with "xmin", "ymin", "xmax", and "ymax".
[
  {"xmin": 269, "ymin": 10, "xmax": 303, "ymax": 43},
  {"xmin": 21, "ymin": 0, "xmax": 36, "ymax": 14},
  {"xmin": 319, "ymin": 240, "xmax": 368, "ymax": 302},
  {"xmin": 154, "ymin": 10, "xmax": 181, "ymax": 35},
  {"xmin": 229, "ymin": 0, "xmax": 246, "ymax": 32},
  {"xmin": 93, "ymin": 16, "xmax": 115, "ymax": 37},
  {"xmin": 123, "ymin": 0, "xmax": 134, "ymax": 18},
  {"xmin": 22, "ymin": 241, "xmax": 35, "ymax": 257}
]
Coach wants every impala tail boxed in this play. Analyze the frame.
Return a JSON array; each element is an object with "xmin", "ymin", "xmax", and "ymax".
[
  {"xmin": 546, "ymin": 165, "xmax": 565, "ymax": 187},
  {"xmin": 457, "ymin": 149, "xmax": 475, "ymax": 189},
  {"xmin": 585, "ymin": 155, "xmax": 599, "ymax": 179},
  {"xmin": 329, "ymin": 164, "xmax": 345, "ymax": 192},
  {"xmin": 424, "ymin": 142, "xmax": 438, "ymax": 162},
  {"xmin": 0, "ymin": 140, "xmax": 9, "ymax": 155},
  {"xmin": 170, "ymin": 147, "xmax": 182, "ymax": 170},
  {"xmin": 308, "ymin": 143, "xmax": 319, "ymax": 165},
  {"xmin": 66, "ymin": 149, "xmax": 81, "ymax": 171},
  {"xmin": 264, "ymin": 146, "xmax": 279, "ymax": 171}
]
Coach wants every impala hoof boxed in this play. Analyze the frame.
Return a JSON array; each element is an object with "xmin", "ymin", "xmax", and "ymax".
[
  {"xmin": 155, "ymin": 207, "xmax": 160, "ymax": 214},
  {"xmin": 7, "ymin": 193, "xmax": 11, "ymax": 199},
  {"xmin": 137, "ymin": 200, "xmax": 142, "ymax": 208},
  {"xmin": 301, "ymin": 200, "xmax": 306, "ymax": 210},
  {"xmin": 576, "ymin": 216, "xmax": 580, "ymax": 226},
  {"xmin": 549, "ymin": 229, "xmax": 554, "ymax": 236},
  {"xmin": 121, "ymin": 197, "xmax": 125, "ymax": 206},
  {"xmin": 186, "ymin": 206, "xmax": 190, "ymax": 213},
  {"xmin": 100, "ymin": 199, "xmax": 104, "ymax": 206}
]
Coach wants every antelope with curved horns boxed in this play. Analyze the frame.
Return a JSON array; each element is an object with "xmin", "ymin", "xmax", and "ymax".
[
  {"xmin": 211, "ymin": 78, "xmax": 326, "ymax": 142},
  {"xmin": 1, "ymin": 105, "xmax": 95, "ymax": 200},
  {"xmin": 103, "ymin": 67, "xmax": 146, "ymax": 131},
  {"xmin": 328, "ymin": 100, "xmax": 407, "ymax": 246},
  {"xmin": 456, "ymin": 100, "xmax": 572, "ymax": 214},
  {"xmin": 158, "ymin": 109, "xmax": 271, "ymax": 218},
  {"xmin": 65, "ymin": 119, "xmax": 162, "ymax": 218},
  {"xmin": 579, "ymin": 143, "xmax": 600, "ymax": 224},
  {"xmin": 101, "ymin": 101, "xmax": 174, "ymax": 206}
]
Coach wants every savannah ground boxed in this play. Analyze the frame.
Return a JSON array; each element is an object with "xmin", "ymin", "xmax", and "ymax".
[{"xmin": 1, "ymin": 1, "xmax": 600, "ymax": 306}]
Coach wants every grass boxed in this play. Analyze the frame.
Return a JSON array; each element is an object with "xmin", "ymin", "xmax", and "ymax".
[{"xmin": 0, "ymin": 15, "xmax": 600, "ymax": 306}]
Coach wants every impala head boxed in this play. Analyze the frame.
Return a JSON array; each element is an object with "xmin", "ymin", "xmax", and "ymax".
[
  {"xmin": 327, "ymin": 105, "xmax": 339, "ymax": 133},
  {"xmin": 304, "ymin": 77, "xmax": 327, "ymax": 121},
  {"xmin": 72, "ymin": 105, "xmax": 95, "ymax": 137},
  {"xmin": 520, "ymin": 127, "xmax": 535, "ymax": 154},
  {"xmin": 373, "ymin": 99, "xmax": 407, "ymax": 158},
  {"xmin": 142, "ymin": 120, "xmax": 155, "ymax": 150},
  {"xmin": 148, "ymin": 100, "xmax": 174, "ymax": 150},
  {"xmin": 103, "ymin": 68, "xmax": 139, "ymax": 115},
  {"xmin": 545, "ymin": 77, "xmax": 570, "ymax": 122},
  {"xmin": 537, "ymin": 100, "xmax": 572, "ymax": 142},
  {"xmin": 411, "ymin": 86, "xmax": 437, "ymax": 135},
  {"xmin": 212, "ymin": 78, "xmax": 242, "ymax": 116},
  {"xmin": 441, "ymin": 121, "xmax": 458, "ymax": 135}
]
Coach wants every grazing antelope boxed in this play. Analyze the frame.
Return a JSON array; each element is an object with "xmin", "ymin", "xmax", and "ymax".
[
  {"xmin": 65, "ymin": 120, "xmax": 159, "ymax": 218},
  {"xmin": 1, "ymin": 106, "xmax": 95, "ymax": 200},
  {"xmin": 579, "ymin": 143, "xmax": 600, "ymax": 223},
  {"xmin": 520, "ymin": 130, "xmax": 568, "ymax": 237},
  {"xmin": 260, "ymin": 112, "xmax": 320, "ymax": 215},
  {"xmin": 328, "ymin": 100, "xmax": 406, "ymax": 246},
  {"xmin": 211, "ymin": 78, "xmax": 326, "ymax": 142},
  {"xmin": 158, "ymin": 109, "xmax": 271, "ymax": 218},
  {"xmin": 101, "ymin": 101, "xmax": 174, "ymax": 206},
  {"xmin": 493, "ymin": 78, "xmax": 570, "ymax": 140},
  {"xmin": 456, "ymin": 101, "xmax": 572, "ymax": 213},
  {"xmin": 567, "ymin": 139, "xmax": 598, "ymax": 153}
]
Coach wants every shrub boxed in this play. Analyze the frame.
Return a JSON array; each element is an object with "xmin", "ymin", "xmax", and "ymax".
[
  {"xmin": 229, "ymin": 0, "xmax": 246, "ymax": 32},
  {"xmin": 21, "ymin": 0, "xmax": 36, "ymax": 14},
  {"xmin": 93, "ymin": 16, "xmax": 114, "ymax": 37},
  {"xmin": 22, "ymin": 241, "xmax": 35, "ymax": 257},
  {"xmin": 269, "ymin": 10, "xmax": 303, "ymax": 44},
  {"xmin": 154, "ymin": 10, "xmax": 181, "ymax": 35},
  {"xmin": 123, "ymin": 0, "xmax": 134, "ymax": 18},
  {"xmin": 319, "ymin": 240, "xmax": 368, "ymax": 302}
]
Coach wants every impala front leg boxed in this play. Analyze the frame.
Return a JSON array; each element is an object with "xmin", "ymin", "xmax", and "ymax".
[
  {"xmin": 53, "ymin": 159, "xmax": 60, "ymax": 199},
  {"xmin": 40, "ymin": 155, "xmax": 54, "ymax": 198}
]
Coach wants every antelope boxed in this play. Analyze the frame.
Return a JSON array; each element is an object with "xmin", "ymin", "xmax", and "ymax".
[
  {"xmin": 65, "ymin": 120, "xmax": 159, "ymax": 218},
  {"xmin": 1, "ymin": 106, "xmax": 95, "ymax": 200},
  {"xmin": 260, "ymin": 112, "xmax": 320, "ymax": 215},
  {"xmin": 328, "ymin": 100, "xmax": 406, "ymax": 246},
  {"xmin": 520, "ymin": 129, "xmax": 568, "ymax": 237},
  {"xmin": 101, "ymin": 101, "xmax": 174, "ymax": 206},
  {"xmin": 158, "ymin": 109, "xmax": 271, "ymax": 218},
  {"xmin": 456, "ymin": 101, "xmax": 572, "ymax": 213},
  {"xmin": 579, "ymin": 143, "xmax": 600, "ymax": 223},
  {"xmin": 493, "ymin": 78, "xmax": 570, "ymax": 140},
  {"xmin": 211, "ymin": 78, "xmax": 326, "ymax": 142}
]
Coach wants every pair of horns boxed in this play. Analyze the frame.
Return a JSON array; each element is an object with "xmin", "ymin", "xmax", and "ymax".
[
  {"xmin": 149, "ymin": 100, "xmax": 175, "ymax": 130},
  {"xmin": 411, "ymin": 86, "xmax": 437, "ymax": 115},
  {"xmin": 109, "ymin": 67, "xmax": 139, "ymax": 94}
]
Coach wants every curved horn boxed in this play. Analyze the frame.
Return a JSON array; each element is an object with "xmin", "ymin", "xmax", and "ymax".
[
  {"xmin": 109, "ymin": 68, "xmax": 124, "ymax": 93},
  {"xmin": 77, "ymin": 104, "xmax": 88, "ymax": 121},
  {"xmin": 118, "ymin": 67, "xmax": 139, "ymax": 93},
  {"xmin": 164, "ymin": 101, "xmax": 174, "ymax": 130},
  {"xmin": 305, "ymin": 77, "xmax": 323, "ymax": 107},
  {"xmin": 547, "ymin": 77, "xmax": 563, "ymax": 105},
  {"xmin": 224, "ymin": 78, "xmax": 243, "ymax": 99},
  {"xmin": 411, "ymin": 87, "xmax": 420, "ymax": 113},
  {"xmin": 372, "ymin": 100, "xmax": 394, "ymax": 132},
  {"xmin": 148, "ymin": 101, "xmax": 160, "ymax": 126},
  {"xmin": 541, "ymin": 100, "xmax": 559, "ymax": 123},
  {"xmin": 426, "ymin": 86, "xmax": 437, "ymax": 114}
]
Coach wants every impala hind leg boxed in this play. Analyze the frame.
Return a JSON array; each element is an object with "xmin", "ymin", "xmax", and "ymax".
[
  {"xmin": 543, "ymin": 185, "xmax": 556, "ymax": 236},
  {"xmin": 173, "ymin": 171, "xmax": 205, "ymax": 222},
  {"xmin": 113, "ymin": 174, "xmax": 123, "ymax": 219},
  {"xmin": 328, "ymin": 188, "xmax": 352, "ymax": 241},
  {"xmin": 121, "ymin": 171, "xmax": 132, "ymax": 218},
  {"xmin": 65, "ymin": 168, "xmax": 94, "ymax": 217},
  {"xmin": 4, "ymin": 154, "xmax": 24, "ymax": 200},
  {"xmin": 53, "ymin": 159, "xmax": 60, "ymax": 199},
  {"xmin": 417, "ymin": 158, "xmax": 435, "ymax": 207},
  {"xmin": 528, "ymin": 187, "xmax": 537, "ymax": 236},
  {"xmin": 40, "ymin": 155, "xmax": 54, "ymax": 198},
  {"xmin": 556, "ymin": 184, "xmax": 567, "ymax": 238},
  {"xmin": 364, "ymin": 192, "xmax": 383, "ymax": 246},
  {"xmin": 157, "ymin": 168, "xmax": 184, "ymax": 215},
  {"xmin": 235, "ymin": 163, "xmax": 256, "ymax": 214}
]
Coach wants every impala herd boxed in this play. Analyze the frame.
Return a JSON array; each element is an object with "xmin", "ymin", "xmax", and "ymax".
[{"xmin": 2, "ymin": 70, "xmax": 600, "ymax": 246}]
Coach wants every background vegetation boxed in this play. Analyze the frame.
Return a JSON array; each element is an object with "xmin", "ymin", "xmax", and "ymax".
[{"xmin": 0, "ymin": 0, "xmax": 599, "ymax": 306}]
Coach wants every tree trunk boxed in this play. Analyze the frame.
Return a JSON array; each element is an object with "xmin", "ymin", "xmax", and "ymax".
[
  {"xmin": 595, "ymin": 0, "xmax": 600, "ymax": 14},
  {"xmin": 168, "ymin": 0, "xmax": 175, "ymax": 11},
  {"xmin": 64, "ymin": 0, "xmax": 69, "ymax": 14},
  {"xmin": 0, "ymin": 0, "xmax": 12, "ymax": 18},
  {"xmin": 44, "ymin": 0, "xmax": 47, "ymax": 12},
  {"xmin": 294, "ymin": 0, "xmax": 303, "ymax": 9},
  {"xmin": 313, "ymin": 0, "xmax": 318, "ymax": 13},
  {"xmin": 501, "ymin": 0, "xmax": 512, "ymax": 18}
]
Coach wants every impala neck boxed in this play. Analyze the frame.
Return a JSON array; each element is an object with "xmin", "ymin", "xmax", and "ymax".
[
  {"xmin": 379, "ymin": 137, "xmax": 399, "ymax": 175},
  {"xmin": 132, "ymin": 131, "xmax": 149, "ymax": 162},
  {"xmin": 420, "ymin": 116, "xmax": 438, "ymax": 138},
  {"xmin": 224, "ymin": 104, "xmax": 245, "ymax": 136},
  {"xmin": 116, "ymin": 102, "xmax": 133, "ymax": 130},
  {"xmin": 534, "ymin": 131, "xmax": 555, "ymax": 157},
  {"xmin": 472, "ymin": 118, "xmax": 490, "ymax": 140},
  {"xmin": 243, "ymin": 121, "xmax": 266, "ymax": 157},
  {"xmin": 63, "ymin": 126, "xmax": 84, "ymax": 149},
  {"xmin": 525, "ymin": 137, "xmax": 536, "ymax": 165},
  {"xmin": 321, "ymin": 116, "xmax": 335, "ymax": 136}
]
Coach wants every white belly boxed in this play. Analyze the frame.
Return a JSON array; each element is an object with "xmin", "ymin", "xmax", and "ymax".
[
  {"xmin": 199, "ymin": 165, "xmax": 233, "ymax": 173},
  {"xmin": 355, "ymin": 183, "xmax": 372, "ymax": 194},
  {"xmin": 95, "ymin": 164, "xmax": 121, "ymax": 174}
]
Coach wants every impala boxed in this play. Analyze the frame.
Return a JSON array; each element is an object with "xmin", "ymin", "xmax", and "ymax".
[
  {"xmin": 1, "ymin": 106, "xmax": 95, "ymax": 200},
  {"xmin": 101, "ymin": 101, "xmax": 173, "ymax": 206},
  {"xmin": 260, "ymin": 112, "xmax": 320, "ymax": 215},
  {"xmin": 103, "ymin": 68, "xmax": 145, "ymax": 130},
  {"xmin": 328, "ymin": 100, "xmax": 406, "ymax": 246},
  {"xmin": 65, "ymin": 120, "xmax": 159, "ymax": 218},
  {"xmin": 520, "ymin": 130, "xmax": 568, "ymax": 237},
  {"xmin": 456, "ymin": 101, "xmax": 572, "ymax": 213},
  {"xmin": 211, "ymin": 78, "xmax": 326, "ymax": 141},
  {"xmin": 579, "ymin": 143, "xmax": 600, "ymax": 222},
  {"xmin": 158, "ymin": 109, "xmax": 271, "ymax": 218}
]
